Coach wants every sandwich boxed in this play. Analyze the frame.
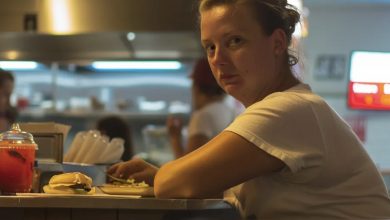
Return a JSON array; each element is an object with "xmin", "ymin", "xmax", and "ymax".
[{"xmin": 43, "ymin": 172, "xmax": 95, "ymax": 194}]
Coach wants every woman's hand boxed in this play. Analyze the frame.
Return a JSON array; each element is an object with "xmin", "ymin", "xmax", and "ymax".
[
  {"xmin": 166, "ymin": 115, "xmax": 185, "ymax": 158},
  {"xmin": 166, "ymin": 115, "xmax": 183, "ymax": 139},
  {"xmin": 107, "ymin": 158, "xmax": 158, "ymax": 186}
]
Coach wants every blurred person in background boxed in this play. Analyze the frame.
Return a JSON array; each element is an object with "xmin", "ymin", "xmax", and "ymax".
[
  {"xmin": 96, "ymin": 115, "xmax": 134, "ymax": 161},
  {"xmin": 166, "ymin": 58, "xmax": 236, "ymax": 158},
  {"xmin": 0, "ymin": 69, "xmax": 17, "ymax": 132}
]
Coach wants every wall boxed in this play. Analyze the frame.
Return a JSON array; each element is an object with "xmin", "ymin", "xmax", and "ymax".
[{"xmin": 303, "ymin": 4, "xmax": 390, "ymax": 169}]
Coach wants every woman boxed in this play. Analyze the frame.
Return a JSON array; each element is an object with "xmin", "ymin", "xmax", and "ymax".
[
  {"xmin": 167, "ymin": 58, "xmax": 235, "ymax": 158},
  {"xmin": 108, "ymin": 0, "xmax": 390, "ymax": 218}
]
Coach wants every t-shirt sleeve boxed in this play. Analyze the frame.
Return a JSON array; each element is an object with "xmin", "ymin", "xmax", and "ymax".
[
  {"xmin": 225, "ymin": 94, "xmax": 325, "ymax": 173},
  {"xmin": 188, "ymin": 110, "xmax": 214, "ymax": 138}
]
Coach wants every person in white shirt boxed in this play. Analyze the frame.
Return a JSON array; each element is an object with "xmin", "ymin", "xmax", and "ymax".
[
  {"xmin": 108, "ymin": 0, "xmax": 390, "ymax": 219},
  {"xmin": 166, "ymin": 58, "xmax": 235, "ymax": 158}
]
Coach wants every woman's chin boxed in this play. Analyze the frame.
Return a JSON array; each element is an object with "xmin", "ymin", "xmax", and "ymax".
[
  {"xmin": 224, "ymin": 87, "xmax": 242, "ymax": 101},
  {"xmin": 224, "ymin": 84, "xmax": 240, "ymax": 94}
]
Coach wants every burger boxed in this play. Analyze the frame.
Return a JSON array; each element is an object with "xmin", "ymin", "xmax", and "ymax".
[{"xmin": 43, "ymin": 172, "xmax": 95, "ymax": 194}]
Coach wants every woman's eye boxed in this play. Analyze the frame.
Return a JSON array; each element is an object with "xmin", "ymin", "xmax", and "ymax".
[
  {"xmin": 228, "ymin": 37, "xmax": 243, "ymax": 48},
  {"xmin": 204, "ymin": 44, "xmax": 215, "ymax": 55}
]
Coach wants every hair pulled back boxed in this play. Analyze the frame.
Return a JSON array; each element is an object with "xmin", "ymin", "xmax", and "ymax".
[{"xmin": 198, "ymin": 0, "xmax": 301, "ymax": 66}]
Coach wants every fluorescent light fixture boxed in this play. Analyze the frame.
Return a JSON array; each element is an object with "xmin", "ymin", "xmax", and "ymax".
[
  {"xmin": 91, "ymin": 61, "xmax": 182, "ymax": 70},
  {"xmin": 0, "ymin": 61, "xmax": 38, "ymax": 70}
]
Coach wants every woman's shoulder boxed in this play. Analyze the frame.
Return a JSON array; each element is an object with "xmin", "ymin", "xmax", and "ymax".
[
  {"xmin": 267, "ymin": 83, "xmax": 315, "ymax": 100},
  {"xmin": 235, "ymin": 84, "xmax": 331, "ymax": 127},
  {"xmin": 248, "ymin": 84, "xmax": 322, "ymax": 111}
]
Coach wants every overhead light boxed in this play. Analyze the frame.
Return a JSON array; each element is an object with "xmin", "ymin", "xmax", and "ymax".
[
  {"xmin": 91, "ymin": 61, "xmax": 182, "ymax": 70},
  {"xmin": 288, "ymin": 0, "xmax": 302, "ymax": 10},
  {"xmin": 0, "ymin": 61, "xmax": 38, "ymax": 70},
  {"xmin": 287, "ymin": 0, "xmax": 310, "ymax": 38},
  {"xmin": 6, "ymin": 51, "xmax": 19, "ymax": 60},
  {"xmin": 48, "ymin": 0, "xmax": 71, "ymax": 34},
  {"xmin": 127, "ymin": 32, "xmax": 136, "ymax": 41}
]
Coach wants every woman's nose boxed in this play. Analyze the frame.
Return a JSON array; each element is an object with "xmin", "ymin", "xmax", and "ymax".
[{"xmin": 210, "ymin": 47, "xmax": 228, "ymax": 66}]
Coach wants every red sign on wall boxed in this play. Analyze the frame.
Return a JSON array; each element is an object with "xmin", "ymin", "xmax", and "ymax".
[
  {"xmin": 348, "ymin": 82, "xmax": 390, "ymax": 110},
  {"xmin": 348, "ymin": 51, "xmax": 390, "ymax": 111}
]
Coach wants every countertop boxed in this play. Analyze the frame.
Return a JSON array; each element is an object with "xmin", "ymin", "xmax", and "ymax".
[
  {"xmin": 0, "ymin": 192, "xmax": 240, "ymax": 220},
  {"xmin": 0, "ymin": 193, "xmax": 232, "ymax": 210}
]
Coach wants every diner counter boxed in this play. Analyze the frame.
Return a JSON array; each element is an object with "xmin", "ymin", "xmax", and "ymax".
[{"xmin": 0, "ymin": 193, "xmax": 240, "ymax": 220}]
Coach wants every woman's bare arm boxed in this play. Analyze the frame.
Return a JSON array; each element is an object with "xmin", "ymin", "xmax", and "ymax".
[{"xmin": 154, "ymin": 130, "xmax": 285, "ymax": 198}]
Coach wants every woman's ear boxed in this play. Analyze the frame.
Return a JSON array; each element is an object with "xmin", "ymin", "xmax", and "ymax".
[{"xmin": 271, "ymin": 28, "xmax": 288, "ymax": 56}]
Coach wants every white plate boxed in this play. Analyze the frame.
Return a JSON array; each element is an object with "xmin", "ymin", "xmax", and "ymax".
[
  {"xmin": 99, "ymin": 184, "xmax": 154, "ymax": 197},
  {"xmin": 43, "ymin": 185, "xmax": 96, "ymax": 195}
]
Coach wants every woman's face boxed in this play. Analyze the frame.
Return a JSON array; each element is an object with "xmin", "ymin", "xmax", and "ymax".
[{"xmin": 200, "ymin": 4, "xmax": 286, "ymax": 107}]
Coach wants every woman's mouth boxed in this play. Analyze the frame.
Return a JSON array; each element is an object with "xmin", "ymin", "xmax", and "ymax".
[{"xmin": 220, "ymin": 74, "xmax": 239, "ymax": 85}]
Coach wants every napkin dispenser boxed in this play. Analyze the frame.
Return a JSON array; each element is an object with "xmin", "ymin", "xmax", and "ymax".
[
  {"xmin": 19, "ymin": 122, "xmax": 70, "ymax": 163},
  {"xmin": 33, "ymin": 133, "xmax": 64, "ymax": 163}
]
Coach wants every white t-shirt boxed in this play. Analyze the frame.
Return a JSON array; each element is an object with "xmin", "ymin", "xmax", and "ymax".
[
  {"xmin": 225, "ymin": 84, "xmax": 390, "ymax": 219},
  {"xmin": 188, "ymin": 100, "xmax": 235, "ymax": 139}
]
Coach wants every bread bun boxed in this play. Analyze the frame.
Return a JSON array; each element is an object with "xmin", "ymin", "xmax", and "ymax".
[
  {"xmin": 49, "ymin": 172, "xmax": 92, "ymax": 186},
  {"xmin": 43, "ymin": 172, "xmax": 95, "ymax": 194}
]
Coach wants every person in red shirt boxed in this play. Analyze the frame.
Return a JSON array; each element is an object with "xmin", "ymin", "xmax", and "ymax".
[{"xmin": 166, "ymin": 58, "xmax": 235, "ymax": 158}]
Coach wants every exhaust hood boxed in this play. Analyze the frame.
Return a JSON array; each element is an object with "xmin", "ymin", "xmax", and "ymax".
[{"xmin": 0, "ymin": 0, "xmax": 203, "ymax": 62}]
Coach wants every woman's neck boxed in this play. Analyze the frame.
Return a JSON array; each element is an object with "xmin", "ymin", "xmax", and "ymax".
[
  {"xmin": 243, "ymin": 68, "xmax": 300, "ymax": 108},
  {"xmin": 278, "ymin": 72, "xmax": 300, "ymax": 92}
]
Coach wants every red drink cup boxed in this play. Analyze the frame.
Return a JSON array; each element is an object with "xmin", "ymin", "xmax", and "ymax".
[{"xmin": 0, "ymin": 124, "xmax": 37, "ymax": 194}]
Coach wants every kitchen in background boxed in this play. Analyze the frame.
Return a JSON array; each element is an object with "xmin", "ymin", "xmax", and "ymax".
[
  {"xmin": 1, "ymin": 0, "xmax": 390, "ymax": 178},
  {"xmin": 0, "ymin": 0, "xmax": 205, "ymax": 163}
]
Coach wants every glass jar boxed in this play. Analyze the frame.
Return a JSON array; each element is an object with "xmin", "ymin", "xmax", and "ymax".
[{"xmin": 0, "ymin": 123, "xmax": 38, "ymax": 194}]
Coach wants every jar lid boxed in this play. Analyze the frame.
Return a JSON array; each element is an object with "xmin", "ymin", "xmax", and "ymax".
[{"xmin": 0, "ymin": 123, "xmax": 37, "ymax": 147}]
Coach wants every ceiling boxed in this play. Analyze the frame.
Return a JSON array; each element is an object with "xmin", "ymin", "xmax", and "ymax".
[
  {"xmin": 0, "ymin": 0, "xmax": 389, "ymax": 63},
  {"xmin": 0, "ymin": 0, "xmax": 202, "ymax": 62}
]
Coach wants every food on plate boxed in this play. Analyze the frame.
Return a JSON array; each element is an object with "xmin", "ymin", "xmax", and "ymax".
[
  {"xmin": 43, "ymin": 172, "xmax": 95, "ymax": 194},
  {"xmin": 110, "ymin": 178, "xmax": 149, "ymax": 187},
  {"xmin": 101, "ymin": 178, "xmax": 154, "ymax": 196}
]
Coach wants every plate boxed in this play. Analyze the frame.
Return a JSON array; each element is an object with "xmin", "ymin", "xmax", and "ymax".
[
  {"xmin": 99, "ymin": 184, "xmax": 154, "ymax": 197},
  {"xmin": 43, "ymin": 185, "xmax": 96, "ymax": 195}
]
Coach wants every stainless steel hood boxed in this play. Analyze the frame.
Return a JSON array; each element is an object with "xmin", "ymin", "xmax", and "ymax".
[
  {"xmin": 0, "ymin": 0, "xmax": 203, "ymax": 62},
  {"xmin": 0, "ymin": 32, "xmax": 202, "ymax": 62}
]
